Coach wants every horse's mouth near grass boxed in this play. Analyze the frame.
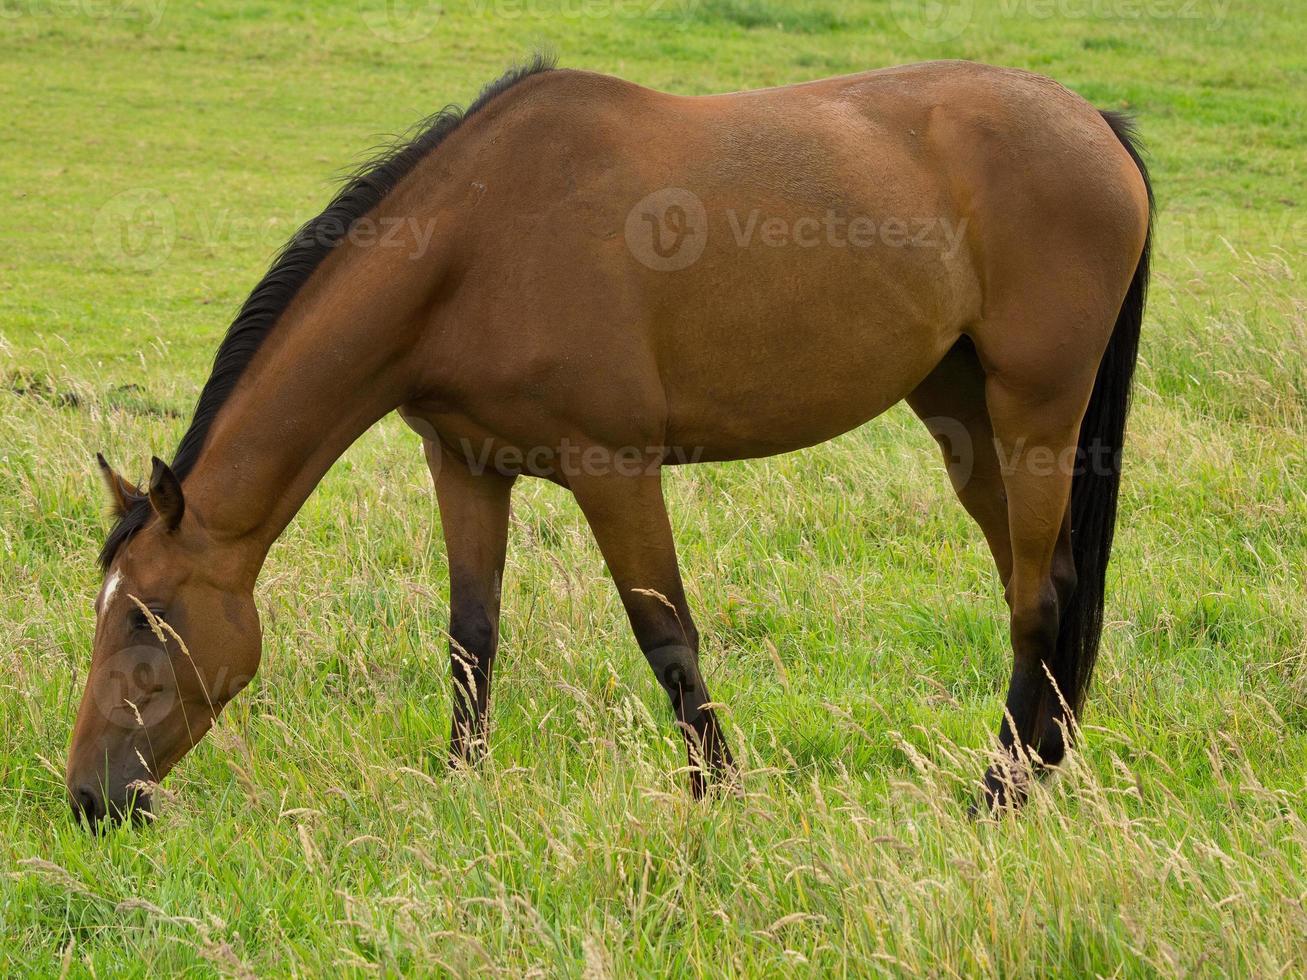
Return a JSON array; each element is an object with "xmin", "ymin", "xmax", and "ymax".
[{"xmin": 69, "ymin": 783, "xmax": 155, "ymax": 830}]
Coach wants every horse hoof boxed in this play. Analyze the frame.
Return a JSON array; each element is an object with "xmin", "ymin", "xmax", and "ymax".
[{"xmin": 969, "ymin": 766, "xmax": 1028, "ymax": 818}]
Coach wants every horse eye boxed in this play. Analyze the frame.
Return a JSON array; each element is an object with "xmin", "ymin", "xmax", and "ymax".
[{"xmin": 129, "ymin": 608, "xmax": 165, "ymax": 632}]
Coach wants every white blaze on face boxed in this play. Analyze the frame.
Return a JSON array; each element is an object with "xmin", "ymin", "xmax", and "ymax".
[{"xmin": 100, "ymin": 570, "xmax": 123, "ymax": 619}]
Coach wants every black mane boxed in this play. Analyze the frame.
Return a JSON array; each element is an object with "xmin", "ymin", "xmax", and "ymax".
[{"xmin": 100, "ymin": 54, "xmax": 556, "ymax": 570}]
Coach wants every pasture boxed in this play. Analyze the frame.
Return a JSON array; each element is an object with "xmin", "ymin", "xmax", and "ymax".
[{"xmin": 1, "ymin": 0, "xmax": 1303, "ymax": 974}]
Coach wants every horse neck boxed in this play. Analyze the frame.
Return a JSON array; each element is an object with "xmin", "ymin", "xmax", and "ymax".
[{"xmin": 182, "ymin": 244, "xmax": 434, "ymax": 573}]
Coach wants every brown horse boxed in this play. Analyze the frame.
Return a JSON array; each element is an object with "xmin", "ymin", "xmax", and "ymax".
[{"xmin": 68, "ymin": 56, "xmax": 1151, "ymax": 824}]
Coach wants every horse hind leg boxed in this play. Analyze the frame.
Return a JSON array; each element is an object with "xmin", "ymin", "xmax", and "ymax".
[
  {"xmin": 909, "ymin": 339, "xmax": 1083, "ymax": 802},
  {"xmin": 974, "ymin": 325, "xmax": 1101, "ymax": 809},
  {"xmin": 1032, "ymin": 507, "xmax": 1078, "ymax": 769},
  {"xmin": 907, "ymin": 338, "xmax": 1014, "ymax": 587}
]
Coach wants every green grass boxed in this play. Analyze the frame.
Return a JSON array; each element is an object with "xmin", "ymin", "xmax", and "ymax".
[{"xmin": 2, "ymin": 0, "xmax": 1304, "ymax": 974}]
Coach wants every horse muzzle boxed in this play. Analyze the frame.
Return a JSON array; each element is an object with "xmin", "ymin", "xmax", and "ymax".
[{"xmin": 67, "ymin": 776, "xmax": 154, "ymax": 829}]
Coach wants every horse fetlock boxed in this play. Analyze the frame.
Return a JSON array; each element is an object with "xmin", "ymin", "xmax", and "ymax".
[
  {"xmin": 1036, "ymin": 718, "xmax": 1070, "ymax": 768},
  {"xmin": 644, "ymin": 643, "xmax": 707, "ymax": 711}
]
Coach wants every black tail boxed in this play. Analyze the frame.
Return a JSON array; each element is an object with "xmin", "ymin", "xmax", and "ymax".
[{"xmin": 1051, "ymin": 110, "xmax": 1152, "ymax": 729}]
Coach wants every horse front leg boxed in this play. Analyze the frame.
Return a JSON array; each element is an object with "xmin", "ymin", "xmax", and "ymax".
[
  {"xmin": 425, "ymin": 439, "xmax": 515, "ymax": 767},
  {"xmin": 570, "ymin": 466, "xmax": 734, "ymax": 798}
]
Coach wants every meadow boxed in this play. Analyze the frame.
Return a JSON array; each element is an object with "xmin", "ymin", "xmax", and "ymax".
[{"xmin": 1, "ymin": 0, "xmax": 1304, "ymax": 974}]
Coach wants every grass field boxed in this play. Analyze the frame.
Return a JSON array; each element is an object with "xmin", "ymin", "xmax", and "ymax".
[{"xmin": 2, "ymin": 0, "xmax": 1304, "ymax": 974}]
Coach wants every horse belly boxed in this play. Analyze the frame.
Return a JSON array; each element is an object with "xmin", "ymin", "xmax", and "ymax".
[
  {"xmin": 652, "ymin": 217, "xmax": 971, "ymax": 462},
  {"xmin": 661, "ymin": 314, "xmax": 955, "ymax": 462}
]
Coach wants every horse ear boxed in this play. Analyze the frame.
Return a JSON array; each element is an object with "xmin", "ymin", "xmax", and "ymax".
[
  {"xmin": 96, "ymin": 452, "xmax": 141, "ymax": 519},
  {"xmin": 148, "ymin": 456, "xmax": 185, "ymax": 531}
]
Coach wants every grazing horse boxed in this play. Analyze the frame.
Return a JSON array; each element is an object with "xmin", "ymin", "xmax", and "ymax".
[{"xmin": 67, "ymin": 56, "xmax": 1151, "ymax": 824}]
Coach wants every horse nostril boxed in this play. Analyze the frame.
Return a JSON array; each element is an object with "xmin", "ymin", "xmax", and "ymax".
[{"xmin": 70, "ymin": 785, "xmax": 106, "ymax": 825}]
